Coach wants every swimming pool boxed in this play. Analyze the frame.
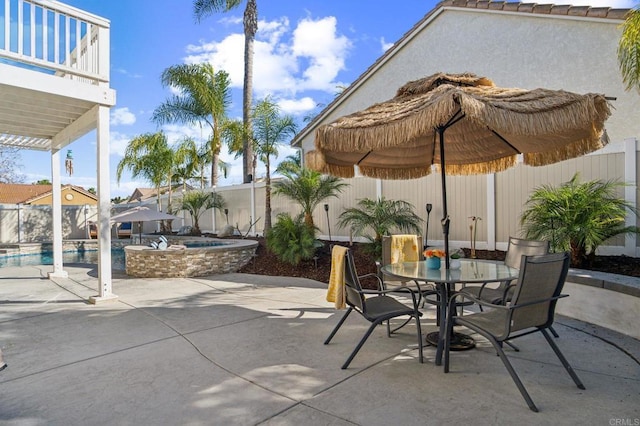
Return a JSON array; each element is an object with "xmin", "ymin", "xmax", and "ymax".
[
  {"xmin": 0, "ymin": 239, "xmax": 247, "ymax": 272},
  {"xmin": 0, "ymin": 248, "xmax": 126, "ymax": 269}
]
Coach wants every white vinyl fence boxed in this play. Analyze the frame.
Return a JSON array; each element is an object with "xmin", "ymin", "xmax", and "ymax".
[{"xmin": 2, "ymin": 140, "xmax": 638, "ymax": 257}]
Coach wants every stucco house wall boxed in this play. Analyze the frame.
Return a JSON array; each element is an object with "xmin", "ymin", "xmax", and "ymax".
[{"xmin": 292, "ymin": 1, "xmax": 639, "ymax": 253}]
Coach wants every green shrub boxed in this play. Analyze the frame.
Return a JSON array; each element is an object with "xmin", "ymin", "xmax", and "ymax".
[
  {"xmin": 520, "ymin": 173, "xmax": 639, "ymax": 267},
  {"xmin": 337, "ymin": 197, "xmax": 423, "ymax": 260},
  {"xmin": 266, "ymin": 213, "xmax": 318, "ymax": 265}
]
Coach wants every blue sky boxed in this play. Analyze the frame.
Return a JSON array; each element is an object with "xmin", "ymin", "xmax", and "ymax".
[{"xmin": 15, "ymin": 0, "xmax": 637, "ymax": 198}]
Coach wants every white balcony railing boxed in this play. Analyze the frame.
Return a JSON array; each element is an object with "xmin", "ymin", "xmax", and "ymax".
[{"xmin": 0, "ymin": 0, "xmax": 110, "ymax": 85}]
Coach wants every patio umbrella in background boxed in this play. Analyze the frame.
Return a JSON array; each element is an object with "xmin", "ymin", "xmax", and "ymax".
[
  {"xmin": 307, "ymin": 72, "xmax": 611, "ymax": 268},
  {"xmin": 110, "ymin": 206, "xmax": 180, "ymax": 242}
]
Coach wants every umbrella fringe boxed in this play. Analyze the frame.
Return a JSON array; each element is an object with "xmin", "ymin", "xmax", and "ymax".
[
  {"xmin": 305, "ymin": 150, "xmax": 325, "ymax": 170},
  {"xmin": 523, "ymin": 137, "xmax": 606, "ymax": 167},
  {"xmin": 322, "ymin": 163, "xmax": 356, "ymax": 178},
  {"xmin": 440, "ymin": 156, "xmax": 518, "ymax": 175},
  {"xmin": 359, "ymin": 166, "xmax": 432, "ymax": 180}
]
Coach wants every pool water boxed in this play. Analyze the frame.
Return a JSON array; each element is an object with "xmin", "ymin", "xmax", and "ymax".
[
  {"xmin": 0, "ymin": 240, "xmax": 225, "ymax": 269},
  {"xmin": 0, "ymin": 249, "xmax": 126, "ymax": 269}
]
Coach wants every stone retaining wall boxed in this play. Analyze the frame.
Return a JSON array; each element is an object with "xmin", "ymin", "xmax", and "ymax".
[{"xmin": 124, "ymin": 239, "xmax": 258, "ymax": 278}]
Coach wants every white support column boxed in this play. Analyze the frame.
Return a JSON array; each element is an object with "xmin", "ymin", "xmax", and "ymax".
[
  {"xmin": 624, "ymin": 138, "xmax": 637, "ymax": 257},
  {"xmin": 48, "ymin": 148, "xmax": 68, "ymax": 279},
  {"xmin": 376, "ymin": 179, "xmax": 382, "ymax": 200},
  {"xmin": 90, "ymin": 105, "xmax": 117, "ymax": 304},
  {"xmin": 486, "ymin": 174, "xmax": 496, "ymax": 251}
]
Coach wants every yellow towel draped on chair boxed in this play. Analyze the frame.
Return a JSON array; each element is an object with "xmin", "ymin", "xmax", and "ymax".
[
  {"xmin": 390, "ymin": 235, "xmax": 420, "ymax": 264},
  {"xmin": 327, "ymin": 245, "xmax": 348, "ymax": 309}
]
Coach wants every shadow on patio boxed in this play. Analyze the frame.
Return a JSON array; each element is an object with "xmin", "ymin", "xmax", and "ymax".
[{"xmin": 0, "ymin": 265, "xmax": 638, "ymax": 425}]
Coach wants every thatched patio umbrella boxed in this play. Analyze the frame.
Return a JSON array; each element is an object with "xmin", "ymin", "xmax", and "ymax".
[{"xmin": 307, "ymin": 72, "xmax": 611, "ymax": 267}]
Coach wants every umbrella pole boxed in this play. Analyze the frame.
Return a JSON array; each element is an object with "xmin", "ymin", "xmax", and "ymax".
[{"xmin": 438, "ymin": 128, "xmax": 451, "ymax": 269}]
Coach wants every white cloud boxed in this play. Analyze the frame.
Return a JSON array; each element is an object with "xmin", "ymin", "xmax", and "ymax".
[
  {"xmin": 184, "ymin": 15, "xmax": 352, "ymax": 98},
  {"xmin": 572, "ymin": 0, "xmax": 636, "ymax": 6},
  {"xmin": 380, "ymin": 37, "xmax": 394, "ymax": 53},
  {"xmin": 277, "ymin": 96, "xmax": 317, "ymax": 115},
  {"xmin": 291, "ymin": 17, "xmax": 351, "ymax": 92},
  {"xmin": 110, "ymin": 107, "xmax": 136, "ymax": 126},
  {"xmin": 161, "ymin": 124, "xmax": 207, "ymax": 145},
  {"xmin": 185, "ymin": 33, "xmax": 246, "ymax": 87},
  {"xmin": 114, "ymin": 68, "xmax": 142, "ymax": 79},
  {"xmin": 109, "ymin": 131, "xmax": 132, "ymax": 157},
  {"xmin": 111, "ymin": 179, "xmax": 145, "ymax": 198}
]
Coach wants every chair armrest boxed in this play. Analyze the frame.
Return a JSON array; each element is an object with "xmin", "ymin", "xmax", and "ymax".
[
  {"xmin": 507, "ymin": 294, "xmax": 569, "ymax": 310},
  {"xmin": 358, "ymin": 272, "xmax": 385, "ymax": 291},
  {"xmin": 451, "ymin": 290, "xmax": 569, "ymax": 313},
  {"xmin": 357, "ymin": 282, "xmax": 422, "ymax": 311},
  {"xmin": 501, "ymin": 281, "xmax": 517, "ymax": 303},
  {"xmin": 475, "ymin": 278, "xmax": 512, "ymax": 300},
  {"xmin": 448, "ymin": 290, "xmax": 510, "ymax": 313}
]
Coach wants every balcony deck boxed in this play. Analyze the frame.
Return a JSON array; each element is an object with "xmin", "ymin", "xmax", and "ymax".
[
  {"xmin": 0, "ymin": 0, "xmax": 115, "ymax": 151},
  {"xmin": 0, "ymin": 0, "xmax": 116, "ymax": 300}
]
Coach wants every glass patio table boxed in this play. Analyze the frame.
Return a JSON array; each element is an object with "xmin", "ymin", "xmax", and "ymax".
[{"xmin": 381, "ymin": 259, "xmax": 519, "ymax": 366}]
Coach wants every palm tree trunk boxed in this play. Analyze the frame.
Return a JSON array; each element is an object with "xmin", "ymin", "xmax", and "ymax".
[
  {"xmin": 304, "ymin": 212, "xmax": 314, "ymax": 229},
  {"xmin": 264, "ymin": 158, "xmax": 272, "ymax": 231},
  {"xmin": 242, "ymin": 0, "xmax": 257, "ymax": 184},
  {"xmin": 211, "ymin": 150, "xmax": 219, "ymax": 187}
]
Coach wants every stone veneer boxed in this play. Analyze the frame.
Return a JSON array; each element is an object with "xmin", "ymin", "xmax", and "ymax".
[{"xmin": 124, "ymin": 239, "xmax": 258, "ymax": 278}]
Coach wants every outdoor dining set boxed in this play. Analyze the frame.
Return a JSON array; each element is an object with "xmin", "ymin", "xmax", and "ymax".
[{"xmin": 324, "ymin": 235, "xmax": 584, "ymax": 413}]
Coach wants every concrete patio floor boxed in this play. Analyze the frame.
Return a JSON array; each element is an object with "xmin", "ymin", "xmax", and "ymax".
[{"xmin": 0, "ymin": 265, "xmax": 638, "ymax": 426}]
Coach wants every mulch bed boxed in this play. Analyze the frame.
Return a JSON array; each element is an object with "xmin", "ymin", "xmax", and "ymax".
[{"xmin": 235, "ymin": 237, "xmax": 640, "ymax": 281}]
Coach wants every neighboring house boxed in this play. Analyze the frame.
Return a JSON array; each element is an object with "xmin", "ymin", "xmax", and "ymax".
[
  {"xmin": 0, "ymin": 183, "xmax": 97, "ymax": 206},
  {"xmin": 125, "ymin": 185, "xmax": 194, "ymax": 204},
  {"xmin": 291, "ymin": 0, "xmax": 639, "ymax": 256}
]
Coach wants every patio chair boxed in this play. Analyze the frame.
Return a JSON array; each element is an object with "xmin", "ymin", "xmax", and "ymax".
[
  {"xmin": 444, "ymin": 252, "xmax": 584, "ymax": 412},
  {"xmin": 117, "ymin": 222, "xmax": 132, "ymax": 239},
  {"xmin": 459, "ymin": 237, "xmax": 558, "ymax": 342},
  {"xmin": 460, "ymin": 237, "xmax": 550, "ymax": 305},
  {"xmin": 325, "ymin": 248, "xmax": 423, "ymax": 369},
  {"xmin": 378, "ymin": 235, "xmax": 440, "ymax": 328},
  {"xmin": 176, "ymin": 225, "xmax": 192, "ymax": 236}
]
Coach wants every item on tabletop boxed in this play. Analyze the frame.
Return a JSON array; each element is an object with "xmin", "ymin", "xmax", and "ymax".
[{"xmin": 424, "ymin": 249, "xmax": 445, "ymax": 270}]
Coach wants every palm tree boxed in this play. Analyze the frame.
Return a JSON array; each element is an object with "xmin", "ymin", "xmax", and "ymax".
[
  {"xmin": 520, "ymin": 174, "xmax": 640, "ymax": 267},
  {"xmin": 618, "ymin": 7, "xmax": 640, "ymax": 92},
  {"xmin": 179, "ymin": 190, "xmax": 226, "ymax": 235},
  {"xmin": 273, "ymin": 164, "xmax": 348, "ymax": 229},
  {"xmin": 116, "ymin": 132, "xmax": 173, "ymax": 213},
  {"xmin": 251, "ymin": 97, "xmax": 297, "ymax": 231},
  {"xmin": 152, "ymin": 63, "xmax": 232, "ymax": 187},
  {"xmin": 275, "ymin": 150, "xmax": 301, "ymax": 176},
  {"xmin": 194, "ymin": 0, "xmax": 257, "ymax": 184},
  {"xmin": 172, "ymin": 137, "xmax": 199, "ymax": 191},
  {"xmin": 337, "ymin": 197, "xmax": 424, "ymax": 257}
]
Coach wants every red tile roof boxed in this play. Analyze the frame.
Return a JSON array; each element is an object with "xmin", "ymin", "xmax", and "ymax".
[
  {"xmin": 0, "ymin": 183, "xmax": 52, "ymax": 204},
  {"xmin": 0, "ymin": 183, "xmax": 96, "ymax": 204}
]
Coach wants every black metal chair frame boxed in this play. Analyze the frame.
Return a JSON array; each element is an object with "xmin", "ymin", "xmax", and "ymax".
[
  {"xmin": 459, "ymin": 237, "xmax": 559, "ymax": 350},
  {"xmin": 325, "ymin": 249, "xmax": 424, "ymax": 369},
  {"xmin": 377, "ymin": 235, "xmax": 440, "ymax": 330},
  {"xmin": 443, "ymin": 252, "xmax": 584, "ymax": 412}
]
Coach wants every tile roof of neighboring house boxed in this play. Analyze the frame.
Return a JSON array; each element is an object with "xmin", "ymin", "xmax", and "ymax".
[
  {"xmin": 126, "ymin": 187, "xmax": 158, "ymax": 203},
  {"xmin": 0, "ymin": 183, "xmax": 96, "ymax": 204},
  {"xmin": 291, "ymin": 0, "xmax": 631, "ymax": 146},
  {"xmin": 125, "ymin": 185, "xmax": 192, "ymax": 203},
  {"xmin": 0, "ymin": 183, "xmax": 51, "ymax": 204}
]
